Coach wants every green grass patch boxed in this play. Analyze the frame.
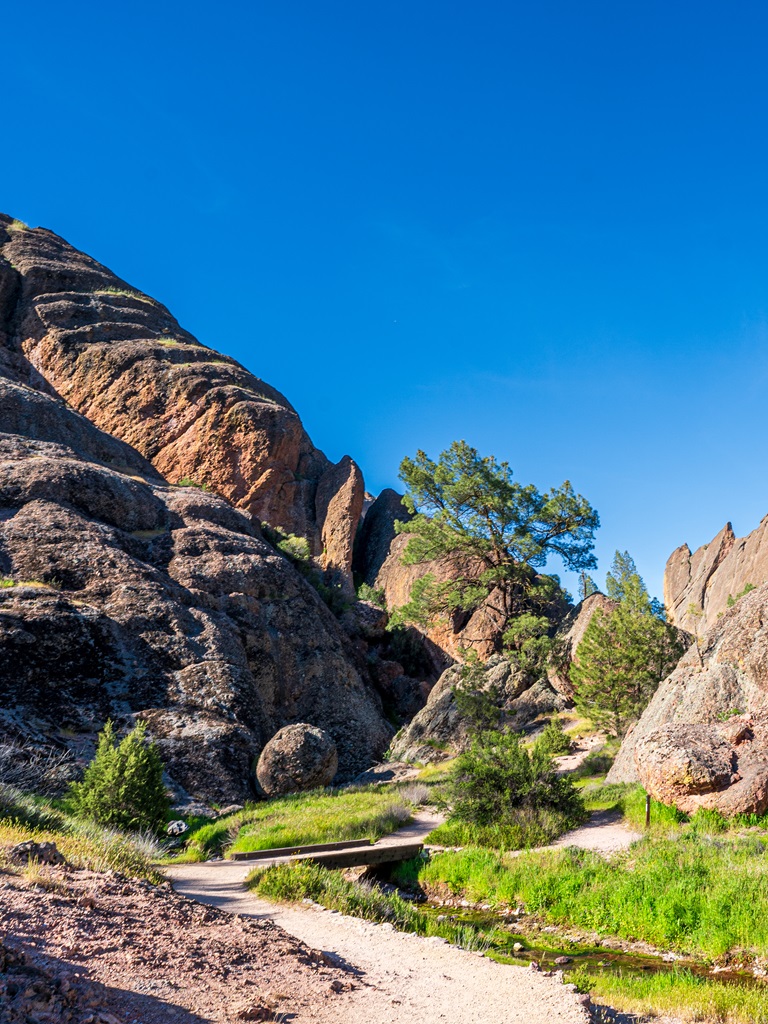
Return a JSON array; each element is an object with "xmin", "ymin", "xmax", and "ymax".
[
  {"xmin": 427, "ymin": 802, "xmax": 583, "ymax": 850},
  {"xmin": 419, "ymin": 833, "xmax": 768, "ymax": 958},
  {"xmin": 0, "ymin": 785, "xmax": 164, "ymax": 883},
  {"xmin": 584, "ymin": 966, "xmax": 768, "ymax": 1024},
  {"xmin": 93, "ymin": 287, "xmax": 157, "ymax": 305},
  {"xmin": 249, "ymin": 859, "xmax": 499, "ymax": 952},
  {"xmin": 177, "ymin": 786, "xmax": 414, "ymax": 862}
]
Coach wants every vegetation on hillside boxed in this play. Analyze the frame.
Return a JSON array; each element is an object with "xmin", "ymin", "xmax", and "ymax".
[
  {"xmin": 69, "ymin": 720, "xmax": 170, "ymax": 832},
  {"xmin": 426, "ymin": 729, "xmax": 585, "ymax": 849}
]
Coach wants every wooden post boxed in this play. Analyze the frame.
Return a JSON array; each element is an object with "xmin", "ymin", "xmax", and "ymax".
[{"xmin": 645, "ymin": 792, "xmax": 651, "ymax": 829}]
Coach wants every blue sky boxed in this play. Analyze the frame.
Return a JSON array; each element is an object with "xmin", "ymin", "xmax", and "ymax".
[{"xmin": 4, "ymin": 1, "xmax": 768, "ymax": 600}]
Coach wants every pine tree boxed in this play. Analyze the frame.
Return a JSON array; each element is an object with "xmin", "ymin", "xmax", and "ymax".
[
  {"xmin": 570, "ymin": 552, "xmax": 684, "ymax": 736},
  {"xmin": 394, "ymin": 440, "xmax": 599, "ymax": 640},
  {"xmin": 70, "ymin": 720, "xmax": 169, "ymax": 832}
]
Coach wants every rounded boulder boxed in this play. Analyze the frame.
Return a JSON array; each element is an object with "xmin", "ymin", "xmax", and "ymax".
[{"xmin": 256, "ymin": 723, "xmax": 338, "ymax": 797}]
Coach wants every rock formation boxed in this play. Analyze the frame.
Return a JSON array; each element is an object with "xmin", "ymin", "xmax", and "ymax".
[
  {"xmin": 546, "ymin": 592, "xmax": 618, "ymax": 698},
  {"xmin": 608, "ymin": 580, "xmax": 768, "ymax": 814},
  {"xmin": 664, "ymin": 518, "xmax": 768, "ymax": 634},
  {"xmin": 0, "ymin": 215, "xmax": 394, "ymax": 804},
  {"xmin": 0, "ymin": 215, "xmax": 363, "ymax": 589},
  {"xmin": 353, "ymin": 488, "xmax": 412, "ymax": 586},
  {"xmin": 256, "ymin": 723, "xmax": 338, "ymax": 797},
  {"xmin": 389, "ymin": 655, "xmax": 568, "ymax": 763}
]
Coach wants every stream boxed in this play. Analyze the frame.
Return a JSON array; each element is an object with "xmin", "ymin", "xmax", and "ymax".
[{"xmin": 419, "ymin": 901, "xmax": 767, "ymax": 991}]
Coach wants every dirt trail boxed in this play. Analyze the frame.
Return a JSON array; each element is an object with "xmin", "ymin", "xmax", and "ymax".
[{"xmin": 165, "ymin": 811, "xmax": 592, "ymax": 1023}]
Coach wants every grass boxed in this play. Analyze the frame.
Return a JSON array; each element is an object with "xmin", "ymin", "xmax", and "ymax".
[
  {"xmin": 7, "ymin": 219, "xmax": 28, "ymax": 231},
  {"xmin": 417, "ymin": 832, "xmax": 768, "ymax": 959},
  {"xmin": 176, "ymin": 786, "xmax": 415, "ymax": 862},
  {"xmin": 0, "ymin": 577, "xmax": 14, "ymax": 588},
  {"xmin": 93, "ymin": 286, "xmax": 157, "ymax": 305},
  {"xmin": 0, "ymin": 782, "xmax": 166, "ymax": 882},
  {"xmin": 0, "ymin": 817, "xmax": 163, "ymax": 883},
  {"xmin": 585, "ymin": 967, "xmax": 768, "ymax": 1024},
  {"xmin": 427, "ymin": 802, "xmax": 584, "ymax": 850},
  {"xmin": 175, "ymin": 477, "xmax": 210, "ymax": 490},
  {"xmin": 248, "ymin": 859, "xmax": 498, "ymax": 952}
]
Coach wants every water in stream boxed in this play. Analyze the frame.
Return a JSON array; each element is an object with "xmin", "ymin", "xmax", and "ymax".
[{"xmin": 420, "ymin": 901, "xmax": 766, "ymax": 991}]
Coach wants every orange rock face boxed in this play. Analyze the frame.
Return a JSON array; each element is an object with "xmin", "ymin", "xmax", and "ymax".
[
  {"xmin": 0, "ymin": 216, "xmax": 364, "ymax": 587},
  {"xmin": 664, "ymin": 517, "xmax": 768, "ymax": 634},
  {"xmin": 0, "ymin": 215, "xmax": 392, "ymax": 801}
]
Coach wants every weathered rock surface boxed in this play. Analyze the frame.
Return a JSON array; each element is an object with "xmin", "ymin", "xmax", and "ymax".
[
  {"xmin": 633, "ymin": 719, "xmax": 768, "ymax": 816},
  {"xmin": 353, "ymin": 488, "xmax": 412, "ymax": 586},
  {"xmin": 256, "ymin": 723, "xmax": 339, "ymax": 796},
  {"xmin": 547, "ymin": 592, "xmax": 618, "ymax": 697},
  {"xmin": 0, "ymin": 269, "xmax": 392, "ymax": 802},
  {"xmin": 664, "ymin": 517, "xmax": 768, "ymax": 634},
  {"xmin": 608, "ymin": 580, "xmax": 768, "ymax": 814},
  {"xmin": 0, "ymin": 215, "xmax": 363, "ymax": 587},
  {"xmin": 389, "ymin": 655, "xmax": 568, "ymax": 763}
]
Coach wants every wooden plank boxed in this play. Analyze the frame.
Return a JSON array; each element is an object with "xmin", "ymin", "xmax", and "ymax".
[
  {"xmin": 303, "ymin": 842, "xmax": 423, "ymax": 870},
  {"xmin": 230, "ymin": 837, "xmax": 372, "ymax": 862}
]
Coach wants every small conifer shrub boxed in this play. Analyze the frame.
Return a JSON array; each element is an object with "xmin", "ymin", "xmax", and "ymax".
[{"xmin": 70, "ymin": 720, "xmax": 169, "ymax": 832}]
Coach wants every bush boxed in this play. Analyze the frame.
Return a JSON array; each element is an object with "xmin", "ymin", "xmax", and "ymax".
[
  {"xmin": 69, "ymin": 721, "xmax": 169, "ymax": 833},
  {"xmin": 452, "ymin": 655, "xmax": 503, "ymax": 734},
  {"xmin": 534, "ymin": 717, "xmax": 571, "ymax": 757},
  {"xmin": 357, "ymin": 582, "xmax": 386, "ymax": 608},
  {"xmin": 434, "ymin": 730, "xmax": 585, "ymax": 848}
]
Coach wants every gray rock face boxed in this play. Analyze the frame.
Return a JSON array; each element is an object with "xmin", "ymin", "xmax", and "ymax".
[
  {"xmin": 0, "ymin": 214, "xmax": 364, "ymax": 590},
  {"xmin": 608, "ymin": 580, "xmax": 768, "ymax": 814},
  {"xmin": 547, "ymin": 593, "xmax": 619, "ymax": 697},
  {"xmin": 664, "ymin": 517, "xmax": 768, "ymax": 634},
  {"xmin": 389, "ymin": 655, "xmax": 567, "ymax": 763},
  {"xmin": 353, "ymin": 488, "xmax": 412, "ymax": 587},
  {"xmin": 256, "ymin": 723, "xmax": 339, "ymax": 796}
]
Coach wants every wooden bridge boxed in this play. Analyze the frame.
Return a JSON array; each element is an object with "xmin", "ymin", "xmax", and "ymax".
[{"xmin": 230, "ymin": 837, "xmax": 424, "ymax": 870}]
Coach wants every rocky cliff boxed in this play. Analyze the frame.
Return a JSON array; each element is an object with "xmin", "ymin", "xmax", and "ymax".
[
  {"xmin": 0, "ymin": 216, "xmax": 363, "ymax": 592},
  {"xmin": 664, "ymin": 518, "xmax": 768, "ymax": 634},
  {"xmin": 0, "ymin": 216, "xmax": 393, "ymax": 803},
  {"xmin": 608, "ymin": 580, "xmax": 768, "ymax": 814}
]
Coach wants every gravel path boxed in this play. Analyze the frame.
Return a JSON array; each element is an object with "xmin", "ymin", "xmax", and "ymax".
[
  {"xmin": 165, "ymin": 812, "xmax": 592, "ymax": 1024},
  {"xmin": 550, "ymin": 809, "xmax": 642, "ymax": 855}
]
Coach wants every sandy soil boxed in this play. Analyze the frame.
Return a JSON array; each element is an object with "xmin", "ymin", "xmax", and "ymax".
[{"xmin": 550, "ymin": 809, "xmax": 642, "ymax": 855}]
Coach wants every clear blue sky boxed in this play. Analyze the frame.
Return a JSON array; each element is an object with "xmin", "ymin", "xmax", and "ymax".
[{"xmin": 4, "ymin": 1, "xmax": 768, "ymax": 601}]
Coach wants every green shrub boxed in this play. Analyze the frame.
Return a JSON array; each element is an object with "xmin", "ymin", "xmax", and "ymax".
[
  {"xmin": 433, "ymin": 730, "xmax": 585, "ymax": 849},
  {"xmin": 357, "ymin": 582, "xmax": 386, "ymax": 608},
  {"xmin": 534, "ymin": 717, "xmax": 571, "ymax": 757},
  {"xmin": 727, "ymin": 582, "xmax": 755, "ymax": 607},
  {"xmin": 69, "ymin": 721, "xmax": 169, "ymax": 832},
  {"xmin": 452, "ymin": 654, "xmax": 503, "ymax": 734},
  {"xmin": 277, "ymin": 533, "xmax": 311, "ymax": 561}
]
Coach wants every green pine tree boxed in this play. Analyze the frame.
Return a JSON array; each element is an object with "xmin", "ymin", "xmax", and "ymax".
[
  {"xmin": 70, "ymin": 720, "xmax": 169, "ymax": 832},
  {"xmin": 570, "ymin": 551, "xmax": 684, "ymax": 736}
]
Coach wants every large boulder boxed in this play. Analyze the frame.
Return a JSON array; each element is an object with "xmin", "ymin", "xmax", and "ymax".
[
  {"xmin": 664, "ymin": 517, "xmax": 768, "ymax": 634},
  {"xmin": 635, "ymin": 718, "xmax": 768, "ymax": 816},
  {"xmin": 256, "ymin": 724, "xmax": 338, "ymax": 796},
  {"xmin": 608, "ymin": 579, "xmax": 768, "ymax": 815}
]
